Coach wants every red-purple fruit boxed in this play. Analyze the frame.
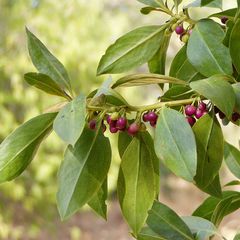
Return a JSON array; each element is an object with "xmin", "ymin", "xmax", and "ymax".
[
  {"xmin": 89, "ymin": 119, "xmax": 96, "ymax": 130},
  {"xmin": 116, "ymin": 117, "xmax": 127, "ymax": 130},
  {"xmin": 198, "ymin": 102, "xmax": 207, "ymax": 111},
  {"xmin": 221, "ymin": 16, "xmax": 228, "ymax": 24},
  {"xmin": 232, "ymin": 112, "xmax": 240, "ymax": 122},
  {"xmin": 185, "ymin": 105, "xmax": 196, "ymax": 116},
  {"xmin": 195, "ymin": 109, "xmax": 207, "ymax": 119},
  {"xmin": 147, "ymin": 111, "xmax": 158, "ymax": 122},
  {"xmin": 186, "ymin": 116, "xmax": 196, "ymax": 127},
  {"xmin": 127, "ymin": 122, "xmax": 140, "ymax": 136},
  {"xmin": 110, "ymin": 126, "xmax": 118, "ymax": 133},
  {"xmin": 175, "ymin": 25, "xmax": 184, "ymax": 35}
]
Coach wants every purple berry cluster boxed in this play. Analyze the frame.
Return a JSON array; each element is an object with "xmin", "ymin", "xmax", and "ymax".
[
  {"xmin": 142, "ymin": 111, "xmax": 158, "ymax": 127},
  {"xmin": 88, "ymin": 114, "xmax": 141, "ymax": 136},
  {"xmin": 185, "ymin": 102, "xmax": 208, "ymax": 127},
  {"xmin": 174, "ymin": 24, "xmax": 192, "ymax": 43},
  {"xmin": 214, "ymin": 106, "xmax": 240, "ymax": 122}
]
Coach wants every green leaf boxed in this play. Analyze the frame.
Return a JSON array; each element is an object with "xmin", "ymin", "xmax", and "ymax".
[
  {"xmin": 140, "ymin": 7, "xmax": 157, "ymax": 15},
  {"xmin": 210, "ymin": 8, "xmax": 237, "ymax": 19},
  {"xmin": 185, "ymin": 0, "xmax": 222, "ymax": 8},
  {"xmin": 138, "ymin": 227, "xmax": 165, "ymax": 240},
  {"xmin": 211, "ymin": 194, "xmax": 240, "ymax": 226},
  {"xmin": 192, "ymin": 114, "xmax": 224, "ymax": 190},
  {"xmin": 24, "ymin": 72, "xmax": 71, "ymax": 100},
  {"xmin": 146, "ymin": 201, "xmax": 194, "ymax": 240},
  {"xmin": 181, "ymin": 216, "xmax": 218, "ymax": 240},
  {"xmin": 117, "ymin": 133, "xmax": 157, "ymax": 234},
  {"xmin": 230, "ymin": 19, "xmax": 240, "ymax": 74},
  {"xmin": 187, "ymin": 19, "xmax": 232, "ymax": 77},
  {"xmin": 222, "ymin": 20, "xmax": 234, "ymax": 47},
  {"xmin": 97, "ymin": 24, "xmax": 169, "ymax": 75},
  {"xmin": 224, "ymin": 180, "xmax": 240, "ymax": 187},
  {"xmin": 224, "ymin": 142, "xmax": 240, "ymax": 179},
  {"xmin": 112, "ymin": 74, "xmax": 186, "ymax": 89},
  {"xmin": 199, "ymin": 175, "xmax": 222, "ymax": 198},
  {"xmin": 148, "ymin": 31, "xmax": 171, "ymax": 75},
  {"xmin": 88, "ymin": 178, "xmax": 108, "ymax": 220},
  {"xmin": 190, "ymin": 75, "xmax": 236, "ymax": 118},
  {"xmin": 137, "ymin": 0, "xmax": 163, "ymax": 8},
  {"xmin": 118, "ymin": 132, "xmax": 133, "ymax": 158},
  {"xmin": 193, "ymin": 191, "xmax": 240, "ymax": 221},
  {"xmin": 0, "ymin": 113, "xmax": 57, "ymax": 183},
  {"xmin": 233, "ymin": 83, "xmax": 240, "ymax": 113},
  {"xmin": 57, "ymin": 127, "xmax": 111, "ymax": 220},
  {"xmin": 154, "ymin": 107, "xmax": 197, "ymax": 182},
  {"xmin": 234, "ymin": 233, "xmax": 240, "ymax": 240},
  {"xmin": 53, "ymin": 94, "xmax": 86, "ymax": 146},
  {"xmin": 170, "ymin": 45, "xmax": 204, "ymax": 82},
  {"xmin": 26, "ymin": 28, "xmax": 72, "ymax": 94}
]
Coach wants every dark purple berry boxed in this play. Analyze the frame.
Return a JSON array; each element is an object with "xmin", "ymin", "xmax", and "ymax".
[
  {"xmin": 116, "ymin": 117, "xmax": 127, "ymax": 130},
  {"xmin": 147, "ymin": 111, "xmax": 158, "ymax": 122},
  {"xmin": 143, "ymin": 112, "xmax": 149, "ymax": 122},
  {"xmin": 198, "ymin": 102, "xmax": 207, "ymax": 111},
  {"xmin": 109, "ymin": 120, "xmax": 117, "ymax": 128},
  {"xmin": 195, "ymin": 109, "xmax": 204, "ymax": 119},
  {"xmin": 186, "ymin": 116, "xmax": 196, "ymax": 127},
  {"xmin": 150, "ymin": 120, "xmax": 157, "ymax": 128},
  {"xmin": 175, "ymin": 25, "xmax": 184, "ymax": 35},
  {"xmin": 89, "ymin": 119, "xmax": 96, "ymax": 130},
  {"xmin": 221, "ymin": 16, "xmax": 228, "ymax": 24},
  {"xmin": 110, "ymin": 126, "xmax": 118, "ymax": 133},
  {"xmin": 232, "ymin": 112, "xmax": 240, "ymax": 122},
  {"xmin": 185, "ymin": 105, "xmax": 196, "ymax": 116},
  {"xmin": 127, "ymin": 123, "xmax": 139, "ymax": 136},
  {"xmin": 219, "ymin": 111, "xmax": 225, "ymax": 119},
  {"xmin": 214, "ymin": 106, "xmax": 220, "ymax": 114}
]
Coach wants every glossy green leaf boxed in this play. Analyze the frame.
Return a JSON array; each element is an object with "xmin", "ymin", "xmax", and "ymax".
[
  {"xmin": 210, "ymin": 8, "xmax": 237, "ymax": 19},
  {"xmin": 112, "ymin": 74, "xmax": 186, "ymax": 89},
  {"xmin": 192, "ymin": 114, "xmax": 224, "ymax": 190},
  {"xmin": 88, "ymin": 178, "xmax": 108, "ymax": 220},
  {"xmin": 190, "ymin": 75, "xmax": 236, "ymax": 118},
  {"xmin": 170, "ymin": 45, "xmax": 204, "ymax": 82},
  {"xmin": 140, "ymin": 7, "xmax": 157, "ymax": 15},
  {"xmin": 199, "ymin": 175, "xmax": 222, "ymax": 198},
  {"xmin": 146, "ymin": 201, "xmax": 194, "ymax": 240},
  {"xmin": 162, "ymin": 86, "xmax": 193, "ymax": 102},
  {"xmin": 233, "ymin": 83, "xmax": 240, "ymax": 112},
  {"xmin": 26, "ymin": 28, "xmax": 72, "ymax": 94},
  {"xmin": 224, "ymin": 180, "xmax": 240, "ymax": 187},
  {"xmin": 118, "ymin": 132, "xmax": 133, "ymax": 158},
  {"xmin": 53, "ymin": 94, "xmax": 86, "ymax": 146},
  {"xmin": 137, "ymin": 227, "xmax": 165, "ymax": 240},
  {"xmin": 230, "ymin": 19, "xmax": 240, "ymax": 74},
  {"xmin": 222, "ymin": 20, "xmax": 234, "ymax": 47},
  {"xmin": 24, "ymin": 72, "xmax": 71, "ymax": 100},
  {"xmin": 224, "ymin": 142, "xmax": 240, "ymax": 179},
  {"xmin": 0, "ymin": 113, "xmax": 57, "ymax": 183},
  {"xmin": 211, "ymin": 194, "xmax": 240, "ymax": 226},
  {"xmin": 193, "ymin": 191, "xmax": 240, "ymax": 221},
  {"xmin": 182, "ymin": 216, "xmax": 218, "ymax": 240},
  {"xmin": 118, "ymin": 134, "xmax": 157, "ymax": 234},
  {"xmin": 187, "ymin": 19, "xmax": 232, "ymax": 77},
  {"xmin": 148, "ymin": 31, "xmax": 171, "ymax": 75},
  {"xmin": 154, "ymin": 107, "xmax": 197, "ymax": 182},
  {"xmin": 97, "ymin": 24, "xmax": 169, "ymax": 75},
  {"xmin": 57, "ymin": 127, "xmax": 111, "ymax": 220}
]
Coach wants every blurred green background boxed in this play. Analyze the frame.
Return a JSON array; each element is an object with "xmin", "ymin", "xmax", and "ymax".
[{"xmin": 0, "ymin": 0, "xmax": 239, "ymax": 239}]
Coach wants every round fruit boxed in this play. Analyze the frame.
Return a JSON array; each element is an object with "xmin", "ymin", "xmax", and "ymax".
[
  {"xmin": 221, "ymin": 16, "xmax": 228, "ymax": 24},
  {"xmin": 127, "ymin": 122, "xmax": 140, "ymax": 136},
  {"xmin": 143, "ymin": 112, "xmax": 149, "ymax": 122},
  {"xmin": 89, "ymin": 119, "xmax": 96, "ymax": 130},
  {"xmin": 232, "ymin": 112, "xmax": 240, "ymax": 122},
  {"xmin": 175, "ymin": 25, "xmax": 184, "ymax": 35},
  {"xmin": 185, "ymin": 105, "xmax": 196, "ymax": 116},
  {"xmin": 110, "ymin": 126, "xmax": 118, "ymax": 133},
  {"xmin": 181, "ymin": 34, "xmax": 189, "ymax": 43},
  {"xmin": 186, "ymin": 116, "xmax": 196, "ymax": 127},
  {"xmin": 147, "ymin": 111, "xmax": 158, "ymax": 122},
  {"xmin": 195, "ymin": 109, "xmax": 204, "ymax": 119},
  {"xmin": 150, "ymin": 120, "xmax": 157, "ymax": 128},
  {"xmin": 198, "ymin": 102, "xmax": 207, "ymax": 111},
  {"xmin": 116, "ymin": 117, "xmax": 127, "ymax": 130}
]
